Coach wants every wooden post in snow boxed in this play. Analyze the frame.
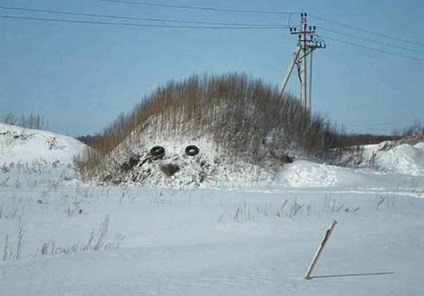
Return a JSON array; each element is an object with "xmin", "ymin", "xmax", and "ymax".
[{"xmin": 304, "ymin": 220, "xmax": 337, "ymax": 280}]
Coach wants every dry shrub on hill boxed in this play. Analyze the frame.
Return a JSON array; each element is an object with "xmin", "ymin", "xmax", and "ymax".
[{"xmin": 76, "ymin": 73, "xmax": 337, "ymax": 178}]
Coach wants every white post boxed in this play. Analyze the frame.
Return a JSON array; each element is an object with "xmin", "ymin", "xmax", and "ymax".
[{"xmin": 304, "ymin": 220, "xmax": 337, "ymax": 279}]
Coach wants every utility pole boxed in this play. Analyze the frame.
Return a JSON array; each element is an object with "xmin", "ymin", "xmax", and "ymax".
[{"xmin": 279, "ymin": 13, "xmax": 326, "ymax": 113}]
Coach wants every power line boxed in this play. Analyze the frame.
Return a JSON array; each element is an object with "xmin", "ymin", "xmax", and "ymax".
[
  {"xmin": 0, "ymin": 5, "xmax": 288, "ymax": 28},
  {"xmin": 320, "ymin": 26, "xmax": 424, "ymax": 55},
  {"xmin": 100, "ymin": 0, "xmax": 299, "ymax": 15},
  {"xmin": 2, "ymin": 4, "xmax": 422, "ymax": 62},
  {"xmin": 0, "ymin": 14, "xmax": 287, "ymax": 30},
  {"xmin": 320, "ymin": 35, "xmax": 424, "ymax": 61},
  {"xmin": 310, "ymin": 14, "xmax": 424, "ymax": 48}
]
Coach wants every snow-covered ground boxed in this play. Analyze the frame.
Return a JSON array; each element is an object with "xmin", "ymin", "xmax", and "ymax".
[{"xmin": 1, "ymin": 125, "xmax": 424, "ymax": 295}]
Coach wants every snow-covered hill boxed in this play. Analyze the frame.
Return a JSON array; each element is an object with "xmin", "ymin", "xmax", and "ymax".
[{"xmin": 0, "ymin": 123, "xmax": 87, "ymax": 167}]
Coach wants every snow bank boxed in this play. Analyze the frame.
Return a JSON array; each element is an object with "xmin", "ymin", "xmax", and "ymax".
[
  {"xmin": 374, "ymin": 143, "xmax": 424, "ymax": 175},
  {"xmin": 0, "ymin": 123, "xmax": 87, "ymax": 167},
  {"xmin": 349, "ymin": 141, "xmax": 424, "ymax": 175}
]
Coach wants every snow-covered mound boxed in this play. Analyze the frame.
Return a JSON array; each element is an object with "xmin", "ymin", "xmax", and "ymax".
[
  {"xmin": 266, "ymin": 140, "xmax": 424, "ymax": 188},
  {"xmin": 88, "ymin": 108, "xmax": 287, "ymax": 187},
  {"xmin": 374, "ymin": 142, "xmax": 424, "ymax": 175},
  {"xmin": 96, "ymin": 131, "xmax": 275, "ymax": 188},
  {"xmin": 0, "ymin": 123, "xmax": 87, "ymax": 167},
  {"xmin": 341, "ymin": 141, "xmax": 424, "ymax": 175}
]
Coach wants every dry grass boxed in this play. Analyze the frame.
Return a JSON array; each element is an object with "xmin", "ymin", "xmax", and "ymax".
[{"xmin": 76, "ymin": 73, "xmax": 338, "ymax": 179}]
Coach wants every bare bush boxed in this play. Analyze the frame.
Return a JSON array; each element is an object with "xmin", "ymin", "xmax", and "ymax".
[
  {"xmin": 395, "ymin": 123, "xmax": 424, "ymax": 146},
  {"xmin": 77, "ymin": 73, "xmax": 338, "ymax": 179},
  {"xmin": 3, "ymin": 113, "xmax": 48, "ymax": 130}
]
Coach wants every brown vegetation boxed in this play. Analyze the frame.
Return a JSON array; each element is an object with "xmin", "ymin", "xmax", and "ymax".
[{"xmin": 76, "ymin": 73, "xmax": 339, "ymax": 178}]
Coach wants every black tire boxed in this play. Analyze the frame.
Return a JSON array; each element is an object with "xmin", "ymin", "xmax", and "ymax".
[
  {"xmin": 185, "ymin": 145, "xmax": 199, "ymax": 156},
  {"xmin": 150, "ymin": 146, "xmax": 165, "ymax": 158}
]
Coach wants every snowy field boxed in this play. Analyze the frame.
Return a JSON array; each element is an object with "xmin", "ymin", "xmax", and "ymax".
[{"xmin": 1, "ymin": 124, "xmax": 424, "ymax": 295}]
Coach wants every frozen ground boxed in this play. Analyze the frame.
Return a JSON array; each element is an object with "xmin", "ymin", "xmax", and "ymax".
[{"xmin": 0, "ymin": 124, "xmax": 424, "ymax": 295}]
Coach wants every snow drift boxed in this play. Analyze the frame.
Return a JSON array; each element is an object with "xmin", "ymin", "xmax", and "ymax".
[
  {"xmin": 0, "ymin": 123, "xmax": 87, "ymax": 167},
  {"xmin": 339, "ymin": 140, "xmax": 424, "ymax": 176}
]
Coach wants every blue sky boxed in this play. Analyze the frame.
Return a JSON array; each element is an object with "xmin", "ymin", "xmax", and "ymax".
[{"xmin": 1, "ymin": 0, "xmax": 423, "ymax": 136}]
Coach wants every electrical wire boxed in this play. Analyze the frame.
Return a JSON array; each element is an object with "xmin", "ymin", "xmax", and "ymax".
[
  {"xmin": 2, "ymin": 4, "xmax": 423, "ymax": 62},
  {"xmin": 320, "ymin": 26, "xmax": 424, "ymax": 55},
  {"xmin": 99, "ymin": 0, "xmax": 300, "ymax": 15},
  {"xmin": 320, "ymin": 35, "xmax": 424, "ymax": 61},
  {"xmin": 0, "ymin": 14, "xmax": 286, "ymax": 30},
  {"xmin": 0, "ymin": 5, "xmax": 288, "ymax": 28},
  {"xmin": 310, "ymin": 14, "xmax": 424, "ymax": 48}
]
